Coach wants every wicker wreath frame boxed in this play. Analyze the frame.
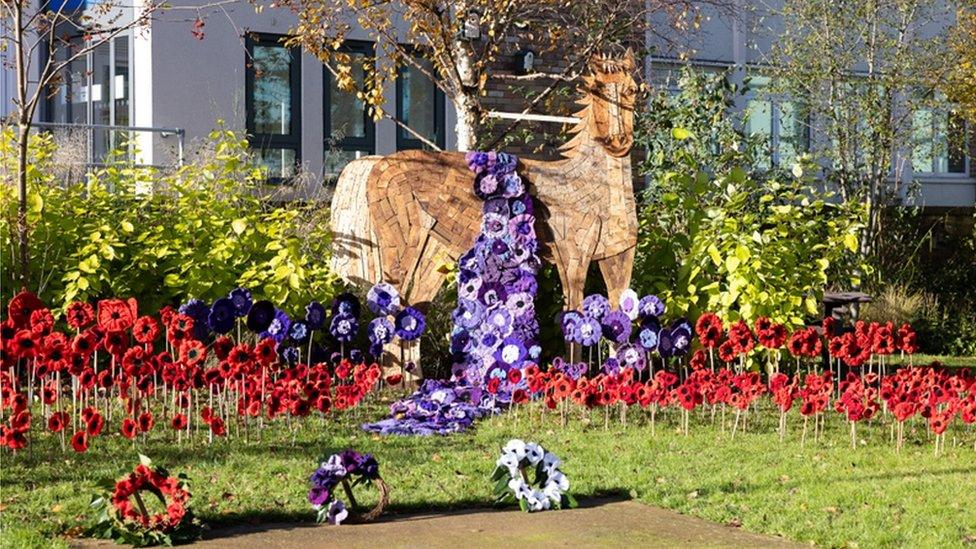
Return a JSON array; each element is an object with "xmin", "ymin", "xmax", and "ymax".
[{"xmin": 339, "ymin": 475, "xmax": 389, "ymax": 523}]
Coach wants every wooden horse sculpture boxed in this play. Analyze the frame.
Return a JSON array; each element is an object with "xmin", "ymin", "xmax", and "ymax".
[{"xmin": 330, "ymin": 52, "xmax": 639, "ymax": 376}]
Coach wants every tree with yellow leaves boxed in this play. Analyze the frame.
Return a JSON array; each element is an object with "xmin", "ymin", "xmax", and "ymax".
[
  {"xmin": 280, "ymin": 0, "xmax": 732, "ymax": 151},
  {"xmin": 944, "ymin": 2, "xmax": 976, "ymax": 123}
]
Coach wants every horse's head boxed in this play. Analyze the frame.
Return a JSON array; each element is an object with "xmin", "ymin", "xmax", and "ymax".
[{"xmin": 582, "ymin": 50, "xmax": 638, "ymax": 157}]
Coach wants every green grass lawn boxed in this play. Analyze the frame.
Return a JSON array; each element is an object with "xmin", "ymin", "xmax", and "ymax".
[
  {"xmin": 2, "ymin": 395, "xmax": 975, "ymax": 548},
  {"xmin": 889, "ymin": 354, "xmax": 976, "ymax": 368}
]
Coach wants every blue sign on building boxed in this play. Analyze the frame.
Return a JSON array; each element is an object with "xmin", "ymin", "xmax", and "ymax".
[{"xmin": 46, "ymin": 0, "xmax": 86, "ymax": 13}]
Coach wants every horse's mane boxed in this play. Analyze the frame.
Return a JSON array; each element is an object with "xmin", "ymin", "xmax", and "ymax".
[{"xmin": 557, "ymin": 83, "xmax": 593, "ymax": 159}]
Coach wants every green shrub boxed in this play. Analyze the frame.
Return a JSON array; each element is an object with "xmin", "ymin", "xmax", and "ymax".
[
  {"xmin": 632, "ymin": 68, "xmax": 865, "ymax": 328},
  {"xmin": 1, "ymin": 126, "xmax": 338, "ymax": 315}
]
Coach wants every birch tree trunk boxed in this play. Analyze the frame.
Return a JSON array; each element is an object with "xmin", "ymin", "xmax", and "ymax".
[{"xmin": 451, "ymin": 30, "xmax": 480, "ymax": 152}]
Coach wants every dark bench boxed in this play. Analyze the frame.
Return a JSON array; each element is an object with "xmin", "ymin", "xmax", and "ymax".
[{"xmin": 822, "ymin": 291, "xmax": 872, "ymax": 321}]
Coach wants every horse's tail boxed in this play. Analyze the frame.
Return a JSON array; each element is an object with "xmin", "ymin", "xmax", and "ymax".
[{"xmin": 329, "ymin": 156, "xmax": 383, "ymax": 286}]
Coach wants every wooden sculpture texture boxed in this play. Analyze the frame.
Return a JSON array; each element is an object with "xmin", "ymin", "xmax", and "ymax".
[{"xmin": 330, "ymin": 53, "xmax": 639, "ymax": 377}]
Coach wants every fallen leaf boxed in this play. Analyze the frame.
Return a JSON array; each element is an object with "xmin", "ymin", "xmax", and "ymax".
[
  {"xmin": 687, "ymin": 491, "xmax": 699, "ymax": 499},
  {"xmin": 432, "ymin": 453, "xmax": 442, "ymax": 462},
  {"xmin": 51, "ymin": 504, "xmax": 62, "ymax": 513},
  {"xmin": 823, "ymin": 506, "xmax": 839, "ymax": 514},
  {"xmin": 779, "ymin": 474, "xmax": 791, "ymax": 483}
]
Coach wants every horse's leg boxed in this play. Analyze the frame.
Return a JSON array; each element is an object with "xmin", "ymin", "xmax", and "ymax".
[
  {"xmin": 597, "ymin": 246, "xmax": 636, "ymax": 359},
  {"xmin": 393, "ymin": 238, "xmax": 451, "ymax": 383},
  {"xmin": 597, "ymin": 246, "xmax": 636, "ymax": 310},
  {"xmin": 551, "ymin": 215, "xmax": 601, "ymax": 363}
]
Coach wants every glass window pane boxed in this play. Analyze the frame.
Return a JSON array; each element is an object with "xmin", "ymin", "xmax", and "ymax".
[
  {"xmin": 49, "ymin": 46, "xmax": 75, "ymax": 123},
  {"xmin": 324, "ymin": 148, "xmax": 369, "ymax": 178},
  {"xmin": 68, "ymin": 38, "xmax": 88, "ymax": 124},
  {"xmin": 255, "ymin": 148, "xmax": 297, "ymax": 179},
  {"xmin": 91, "ymin": 41, "xmax": 111, "ymax": 159},
  {"xmin": 947, "ymin": 114, "xmax": 966, "ymax": 174},
  {"xmin": 252, "ymin": 45, "xmax": 293, "ymax": 135},
  {"xmin": 778, "ymin": 101, "xmax": 808, "ymax": 168},
  {"xmin": 113, "ymin": 36, "xmax": 129, "ymax": 127},
  {"xmin": 746, "ymin": 99, "xmax": 773, "ymax": 169},
  {"xmin": 330, "ymin": 53, "xmax": 367, "ymax": 140},
  {"xmin": 912, "ymin": 109, "xmax": 934, "ymax": 173},
  {"xmin": 399, "ymin": 58, "xmax": 438, "ymax": 145}
]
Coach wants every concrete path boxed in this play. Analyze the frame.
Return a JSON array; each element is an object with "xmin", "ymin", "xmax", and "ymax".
[{"xmin": 73, "ymin": 499, "xmax": 803, "ymax": 548}]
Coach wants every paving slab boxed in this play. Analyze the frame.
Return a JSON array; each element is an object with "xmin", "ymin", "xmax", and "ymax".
[{"xmin": 71, "ymin": 499, "xmax": 805, "ymax": 548}]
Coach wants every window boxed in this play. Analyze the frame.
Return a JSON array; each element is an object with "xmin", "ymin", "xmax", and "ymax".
[
  {"xmin": 396, "ymin": 54, "xmax": 445, "ymax": 150},
  {"xmin": 744, "ymin": 76, "xmax": 809, "ymax": 170},
  {"xmin": 45, "ymin": 34, "xmax": 132, "ymax": 162},
  {"xmin": 245, "ymin": 33, "xmax": 301, "ymax": 182},
  {"xmin": 912, "ymin": 105, "xmax": 967, "ymax": 176},
  {"xmin": 324, "ymin": 41, "xmax": 374, "ymax": 183}
]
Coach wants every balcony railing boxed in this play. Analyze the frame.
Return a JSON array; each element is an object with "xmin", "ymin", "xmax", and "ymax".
[{"xmin": 31, "ymin": 122, "xmax": 186, "ymax": 171}]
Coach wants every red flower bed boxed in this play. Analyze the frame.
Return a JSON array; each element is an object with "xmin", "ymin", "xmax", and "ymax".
[{"xmin": 0, "ymin": 291, "xmax": 383, "ymax": 454}]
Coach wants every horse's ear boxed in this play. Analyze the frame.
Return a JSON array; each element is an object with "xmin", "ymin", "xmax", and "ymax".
[
  {"xmin": 589, "ymin": 52, "xmax": 607, "ymax": 72},
  {"xmin": 622, "ymin": 48, "xmax": 636, "ymax": 71}
]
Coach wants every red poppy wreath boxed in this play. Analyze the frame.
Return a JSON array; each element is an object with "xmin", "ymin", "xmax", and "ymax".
[{"xmin": 88, "ymin": 455, "xmax": 202, "ymax": 546}]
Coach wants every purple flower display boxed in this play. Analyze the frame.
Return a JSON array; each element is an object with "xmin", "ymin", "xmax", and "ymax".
[
  {"xmin": 367, "ymin": 282, "xmax": 401, "ymax": 316},
  {"xmin": 245, "ymin": 300, "xmax": 275, "ymax": 333},
  {"xmin": 262, "ymin": 309, "xmax": 292, "ymax": 343},
  {"xmin": 366, "ymin": 151, "xmax": 538, "ymax": 436},
  {"xmin": 367, "ymin": 317, "xmax": 394, "ymax": 346},
  {"xmin": 560, "ymin": 310, "xmax": 583, "ymax": 343},
  {"xmin": 229, "ymin": 287, "xmax": 253, "ymax": 318},
  {"xmin": 551, "ymin": 358, "xmax": 587, "ymax": 380},
  {"xmin": 582, "ymin": 294, "xmax": 610, "ymax": 321},
  {"xmin": 207, "ymin": 297, "xmax": 236, "ymax": 334},
  {"xmin": 601, "ymin": 310, "xmax": 632, "ymax": 345},
  {"xmin": 178, "ymin": 298, "xmax": 211, "ymax": 341},
  {"xmin": 330, "ymin": 313, "xmax": 358, "ymax": 343},
  {"xmin": 636, "ymin": 317, "xmax": 661, "ymax": 352},
  {"xmin": 362, "ymin": 380, "xmax": 497, "ymax": 436},
  {"xmin": 308, "ymin": 450, "xmax": 380, "ymax": 524},
  {"xmin": 289, "ymin": 320, "xmax": 309, "ymax": 343},
  {"xmin": 657, "ymin": 327, "xmax": 676, "ymax": 358},
  {"xmin": 575, "ymin": 316, "xmax": 603, "ymax": 347},
  {"xmin": 305, "ymin": 301, "xmax": 326, "ymax": 331},
  {"xmin": 618, "ymin": 289, "xmax": 640, "ymax": 321},
  {"xmin": 394, "ymin": 307, "xmax": 426, "ymax": 341},
  {"xmin": 449, "ymin": 151, "xmax": 539, "ymax": 396},
  {"xmin": 331, "ymin": 292, "xmax": 361, "ymax": 318},
  {"xmin": 638, "ymin": 294, "xmax": 665, "ymax": 319},
  {"xmin": 616, "ymin": 343, "xmax": 646, "ymax": 371},
  {"xmin": 668, "ymin": 319, "xmax": 693, "ymax": 356}
]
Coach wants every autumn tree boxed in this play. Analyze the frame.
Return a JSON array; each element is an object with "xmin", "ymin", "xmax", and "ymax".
[
  {"xmin": 943, "ymin": 1, "xmax": 976, "ymax": 122},
  {"xmin": 1, "ymin": 0, "xmax": 159, "ymax": 287},
  {"xmin": 767, "ymin": 0, "xmax": 961, "ymax": 280},
  {"xmin": 283, "ymin": 0, "xmax": 727, "ymax": 151}
]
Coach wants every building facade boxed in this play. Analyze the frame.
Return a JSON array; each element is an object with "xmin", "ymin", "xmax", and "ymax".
[{"xmin": 3, "ymin": 0, "xmax": 974, "ymax": 210}]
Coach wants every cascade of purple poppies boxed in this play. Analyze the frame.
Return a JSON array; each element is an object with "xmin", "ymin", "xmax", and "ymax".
[
  {"xmin": 448, "ymin": 151, "xmax": 541, "ymax": 401},
  {"xmin": 361, "ymin": 151, "xmax": 540, "ymax": 435}
]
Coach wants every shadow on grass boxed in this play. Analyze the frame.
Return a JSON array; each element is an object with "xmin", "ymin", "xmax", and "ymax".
[{"xmin": 199, "ymin": 489, "xmax": 633, "ymax": 541}]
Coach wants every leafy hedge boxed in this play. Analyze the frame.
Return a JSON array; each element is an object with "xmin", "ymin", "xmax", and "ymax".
[{"xmin": 1, "ymin": 127, "xmax": 337, "ymax": 316}]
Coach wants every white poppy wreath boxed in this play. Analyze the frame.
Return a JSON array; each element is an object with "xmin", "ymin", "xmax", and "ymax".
[{"xmin": 491, "ymin": 439, "xmax": 577, "ymax": 512}]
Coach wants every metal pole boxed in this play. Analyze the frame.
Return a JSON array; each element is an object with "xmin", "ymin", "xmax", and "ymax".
[{"xmin": 177, "ymin": 129, "xmax": 185, "ymax": 166}]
